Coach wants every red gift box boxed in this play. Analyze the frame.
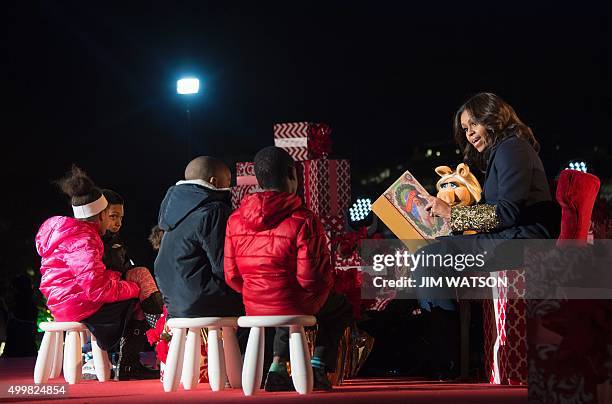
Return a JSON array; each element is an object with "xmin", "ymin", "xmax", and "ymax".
[
  {"xmin": 237, "ymin": 176, "xmax": 258, "ymax": 186},
  {"xmin": 320, "ymin": 214, "xmax": 347, "ymax": 238},
  {"xmin": 236, "ymin": 162, "xmax": 255, "ymax": 177},
  {"xmin": 322, "ymin": 215, "xmax": 346, "ymax": 262},
  {"xmin": 273, "ymin": 122, "xmax": 332, "ymax": 161},
  {"xmin": 236, "ymin": 162, "xmax": 258, "ymax": 186},
  {"xmin": 483, "ymin": 270, "xmax": 527, "ymax": 385},
  {"xmin": 231, "ymin": 185, "xmax": 261, "ymax": 210},
  {"xmin": 335, "ymin": 250, "xmax": 362, "ymax": 269},
  {"xmin": 296, "ymin": 159, "xmax": 350, "ymax": 217}
]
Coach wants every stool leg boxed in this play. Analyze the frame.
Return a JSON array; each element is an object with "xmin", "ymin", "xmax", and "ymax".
[
  {"xmin": 81, "ymin": 330, "xmax": 88, "ymax": 349},
  {"xmin": 289, "ymin": 325, "xmax": 313, "ymax": 394},
  {"xmin": 34, "ymin": 331, "xmax": 56, "ymax": 384},
  {"xmin": 91, "ymin": 334, "xmax": 110, "ymax": 382},
  {"xmin": 222, "ymin": 326, "xmax": 242, "ymax": 388},
  {"xmin": 241, "ymin": 326, "xmax": 264, "ymax": 396},
  {"xmin": 208, "ymin": 327, "xmax": 225, "ymax": 391},
  {"xmin": 181, "ymin": 327, "xmax": 201, "ymax": 390},
  {"xmin": 163, "ymin": 328, "xmax": 186, "ymax": 392},
  {"xmin": 63, "ymin": 330, "xmax": 82, "ymax": 384},
  {"xmin": 218, "ymin": 329, "xmax": 227, "ymax": 389},
  {"xmin": 50, "ymin": 331, "xmax": 64, "ymax": 379}
]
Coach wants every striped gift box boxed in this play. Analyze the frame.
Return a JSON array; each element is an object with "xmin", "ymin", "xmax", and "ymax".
[{"xmin": 273, "ymin": 122, "xmax": 330, "ymax": 161}]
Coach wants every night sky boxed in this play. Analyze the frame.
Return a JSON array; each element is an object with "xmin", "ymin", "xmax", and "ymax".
[{"xmin": 1, "ymin": 1, "xmax": 610, "ymax": 275}]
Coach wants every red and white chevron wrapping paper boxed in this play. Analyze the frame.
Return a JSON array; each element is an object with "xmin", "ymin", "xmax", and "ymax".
[
  {"xmin": 273, "ymin": 122, "xmax": 331, "ymax": 161},
  {"xmin": 296, "ymin": 159, "xmax": 350, "ymax": 217},
  {"xmin": 231, "ymin": 184, "xmax": 261, "ymax": 210},
  {"xmin": 483, "ymin": 270, "xmax": 527, "ymax": 386}
]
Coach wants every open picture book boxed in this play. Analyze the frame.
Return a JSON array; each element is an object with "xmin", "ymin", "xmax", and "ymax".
[{"xmin": 372, "ymin": 170, "xmax": 451, "ymax": 240}]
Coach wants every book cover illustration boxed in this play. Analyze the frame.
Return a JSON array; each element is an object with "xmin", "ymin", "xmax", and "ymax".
[{"xmin": 383, "ymin": 171, "xmax": 451, "ymax": 239}]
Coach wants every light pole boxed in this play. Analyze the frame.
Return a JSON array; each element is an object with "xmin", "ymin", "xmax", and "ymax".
[{"xmin": 177, "ymin": 77, "xmax": 200, "ymax": 159}]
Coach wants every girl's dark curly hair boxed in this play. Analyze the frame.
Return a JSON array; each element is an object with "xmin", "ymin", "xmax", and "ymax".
[{"xmin": 55, "ymin": 165, "xmax": 103, "ymax": 211}]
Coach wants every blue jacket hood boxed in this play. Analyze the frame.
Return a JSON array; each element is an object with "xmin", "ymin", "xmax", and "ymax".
[{"xmin": 158, "ymin": 182, "xmax": 231, "ymax": 231}]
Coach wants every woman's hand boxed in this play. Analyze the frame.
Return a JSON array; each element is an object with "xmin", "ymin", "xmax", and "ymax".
[{"xmin": 421, "ymin": 195, "xmax": 451, "ymax": 219}]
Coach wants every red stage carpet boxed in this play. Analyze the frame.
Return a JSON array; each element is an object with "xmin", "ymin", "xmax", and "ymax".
[{"xmin": 0, "ymin": 358, "xmax": 526, "ymax": 403}]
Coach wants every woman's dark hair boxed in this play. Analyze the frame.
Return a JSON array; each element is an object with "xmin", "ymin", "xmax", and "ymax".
[
  {"xmin": 55, "ymin": 165, "xmax": 103, "ymax": 213},
  {"xmin": 453, "ymin": 92, "xmax": 539, "ymax": 170},
  {"xmin": 102, "ymin": 189, "xmax": 124, "ymax": 205}
]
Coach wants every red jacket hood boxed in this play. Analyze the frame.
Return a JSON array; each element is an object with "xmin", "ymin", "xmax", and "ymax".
[{"xmin": 238, "ymin": 191, "xmax": 303, "ymax": 232}]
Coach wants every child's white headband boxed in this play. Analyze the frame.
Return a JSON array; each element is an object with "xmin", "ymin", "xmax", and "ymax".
[{"xmin": 72, "ymin": 195, "xmax": 108, "ymax": 219}]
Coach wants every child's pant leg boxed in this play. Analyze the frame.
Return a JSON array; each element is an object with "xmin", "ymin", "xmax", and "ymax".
[
  {"xmin": 125, "ymin": 267, "xmax": 159, "ymax": 302},
  {"xmin": 272, "ymin": 327, "xmax": 289, "ymax": 360},
  {"xmin": 314, "ymin": 293, "xmax": 353, "ymax": 371}
]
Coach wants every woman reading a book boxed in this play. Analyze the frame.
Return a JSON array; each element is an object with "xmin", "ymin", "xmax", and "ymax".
[
  {"xmin": 416, "ymin": 92, "xmax": 559, "ymax": 379},
  {"xmin": 424, "ymin": 91, "xmax": 558, "ymax": 239}
]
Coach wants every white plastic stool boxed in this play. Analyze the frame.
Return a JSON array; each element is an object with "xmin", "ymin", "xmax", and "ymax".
[
  {"xmin": 163, "ymin": 317, "xmax": 242, "ymax": 393},
  {"xmin": 34, "ymin": 322, "xmax": 111, "ymax": 384},
  {"xmin": 237, "ymin": 315, "xmax": 316, "ymax": 396}
]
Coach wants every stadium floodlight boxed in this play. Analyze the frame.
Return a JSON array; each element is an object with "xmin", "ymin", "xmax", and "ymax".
[
  {"xmin": 567, "ymin": 160, "xmax": 588, "ymax": 173},
  {"xmin": 349, "ymin": 198, "xmax": 373, "ymax": 222},
  {"xmin": 177, "ymin": 77, "xmax": 200, "ymax": 95}
]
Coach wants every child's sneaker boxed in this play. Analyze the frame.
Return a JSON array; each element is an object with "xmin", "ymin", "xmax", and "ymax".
[
  {"xmin": 264, "ymin": 371, "xmax": 295, "ymax": 392},
  {"xmin": 312, "ymin": 367, "xmax": 332, "ymax": 391},
  {"xmin": 81, "ymin": 352, "xmax": 96, "ymax": 380},
  {"xmin": 81, "ymin": 357, "xmax": 98, "ymax": 380}
]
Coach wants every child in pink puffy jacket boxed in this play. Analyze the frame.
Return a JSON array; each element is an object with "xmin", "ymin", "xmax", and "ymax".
[{"xmin": 36, "ymin": 166, "xmax": 158, "ymax": 380}]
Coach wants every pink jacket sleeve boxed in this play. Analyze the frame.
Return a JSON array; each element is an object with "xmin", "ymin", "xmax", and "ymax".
[{"xmin": 69, "ymin": 236, "xmax": 140, "ymax": 303}]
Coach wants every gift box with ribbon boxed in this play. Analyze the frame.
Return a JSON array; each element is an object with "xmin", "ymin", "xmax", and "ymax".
[
  {"xmin": 147, "ymin": 308, "xmax": 209, "ymax": 385},
  {"xmin": 236, "ymin": 161, "xmax": 255, "ymax": 177},
  {"xmin": 483, "ymin": 269, "xmax": 527, "ymax": 385},
  {"xmin": 334, "ymin": 250, "xmax": 362, "ymax": 270},
  {"xmin": 231, "ymin": 184, "xmax": 261, "ymax": 210},
  {"xmin": 296, "ymin": 159, "xmax": 350, "ymax": 217},
  {"xmin": 273, "ymin": 122, "xmax": 332, "ymax": 161},
  {"xmin": 235, "ymin": 162, "xmax": 258, "ymax": 186},
  {"xmin": 320, "ymin": 214, "xmax": 347, "ymax": 238}
]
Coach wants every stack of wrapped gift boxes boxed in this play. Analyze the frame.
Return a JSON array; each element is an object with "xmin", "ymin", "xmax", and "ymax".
[{"xmin": 232, "ymin": 121, "xmax": 351, "ymax": 243}]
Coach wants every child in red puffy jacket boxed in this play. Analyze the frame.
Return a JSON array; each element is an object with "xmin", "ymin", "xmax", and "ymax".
[
  {"xmin": 225, "ymin": 147, "xmax": 353, "ymax": 391},
  {"xmin": 36, "ymin": 166, "xmax": 158, "ymax": 380}
]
